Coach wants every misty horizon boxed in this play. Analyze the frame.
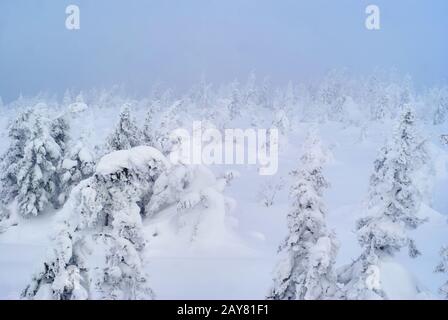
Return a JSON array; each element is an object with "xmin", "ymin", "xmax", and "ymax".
[{"xmin": 1, "ymin": 0, "xmax": 447, "ymax": 103}]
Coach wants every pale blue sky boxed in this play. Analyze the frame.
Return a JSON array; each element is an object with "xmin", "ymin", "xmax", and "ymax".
[{"xmin": 0, "ymin": 0, "xmax": 447, "ymax": 102}]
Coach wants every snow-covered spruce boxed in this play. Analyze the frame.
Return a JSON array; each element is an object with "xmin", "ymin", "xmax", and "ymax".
[
  {"xmin": 427, "ymin": 86, "xmax": 448, "ymax": 125},
  {"xmin": 22, "ymin": 146, "xmax": 170, "ymax": 300},
  {"xmin": 153, "ymin": 101, "xmax": 183, "ymax": 155},
  {"xmin": 338, "ymin": 107, "xmax": 428, "ymax": 299},
  {"xmin": 227, "ymin": 80, "xmax": 242, "ymax": 121},
  {"xmin": 0, "ymin": 109, "xmax": 33, "ymax": 206},
  {"xmin": 106, "ymin": 104, "xmax": 142, "ymax": 152},
  {"xmin": 367, "ymin": 142, "xmax": 393, "ymax": 209},
  {"xmin": 17, "ymin": 112, "xmax": 68, "ymax": 217},
  {"xmin": 268, "ymin": 133, "xmax": 339, "ymax": 300},
  {"xmin": 0, "ymin": 108, "xmax": 70, "ymax": 216},
  {"xmin": 142, "ymin": 103, "xmax": 157, "ymax": 147}
]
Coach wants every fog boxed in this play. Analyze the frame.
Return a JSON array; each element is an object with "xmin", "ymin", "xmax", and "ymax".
[{"xmin": 1, "ymin": 0, "xmax": 447, "ymax": 102}]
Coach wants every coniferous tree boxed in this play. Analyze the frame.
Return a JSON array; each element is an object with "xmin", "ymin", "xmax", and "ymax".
[
  {"xmin": 0, "ymin": 109, "xmax": 33, "ymax": 205},
  {"xmin": 367, "ymin": 143, "xmax": 393, "ymax": 209},
  {"xmin": 427, "ymin": 87, "xmax": 448, "ymax": 125},
  {"xmin": 142, "ymin": 104, "xmax": 157, "ymax": 147},
  {"xmin": 107, "ymin": 105, "xmax": 142, "ymax": 151},
  {"xmin": 339, "ymin": 107, "xmax": 428, "ymax": 299},
  {"xmin": 59, "ymin": 136, "xmax": 96, "ymax": 206},
  {"xmin": 22, "ymin": 146, "xmax": 169, "ymax": 300},
  {"xmin": 268, "ymin": 133, "xmax": 338, "ymax": 300},
  {"xmin": 227, "ymin": 80, "xmax": 241, "ymax": 121},
  {"xmin": 17, "ymin": 114, "xmax": 64, "ymax": 217}
]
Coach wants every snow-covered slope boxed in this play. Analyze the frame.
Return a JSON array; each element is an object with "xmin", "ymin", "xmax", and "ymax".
[{"xmin": 0, "ymin": 75, "xmax": 447, "ymax": 299}]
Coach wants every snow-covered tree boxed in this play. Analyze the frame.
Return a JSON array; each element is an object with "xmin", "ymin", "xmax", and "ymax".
[
  {"xmin": 258, "ymin": 77, "xmax": 272, "ymax": 110},
  {"xmin": 50, "ymin": 115, "xmax": 70, "ymax": 162},
  {"xmin": 318, "ymin": 70, "xmax": 346, "ymax": 122},
  {"xmin": 0, "ymin": 109, "xmax": 33, "ymax": 205},
  {"xmin": 142, "ymin": 104, "xmax": 157, "ymax": 147},
  {"xmin": 21, "ymin": 216, "xmax": 88, "ymax": 300},
  {"xmin": 436, "ymin": 247, "xmax": 448, "ymax": 299},
  {"xmin": 153, "ymin": 102, "xmax": 183, "ymax": 155},
  {"xmin": 339, "ymin": 107, "xmax": 428, "ymax": 299},
  {"xmin": 22, "ymin": 146, "xmax": 170, "ymax": 300},
  {"xmin": 227, "ymin": 80, "xmax": 241, "ymax": 121},
  {"xmin": 59, "ymin": 137, "xmax": 96, "ymax": 206},
  {"xmin": 16, "ymin": 114, "xmax": 64, "ymax": 217},
  {"xmin": 145, "ymin": 160, "xmax": 236, "ymax": 244},
  {"xmin": 268, "ymin": 133, "xmax": 339, "ymax": 300},
  {"xmin": 67, "ymin": 92, "xmax": 89, "ymax": 115},
  {"xmin": 426, "ymin": 87, "xmax": 448, "ymax": 125},
  {"xmin": 367, "ymin": 143, "xmax": 393, "ymax": 209},
  {"xmin": 107, "ymin": 105, "xmax": 142, "ymax": 151}
]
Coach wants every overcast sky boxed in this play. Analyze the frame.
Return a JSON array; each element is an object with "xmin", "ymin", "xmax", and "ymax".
[{"xmin": 0, "ymin": 0, "xmax": 447, "ymax": 102}]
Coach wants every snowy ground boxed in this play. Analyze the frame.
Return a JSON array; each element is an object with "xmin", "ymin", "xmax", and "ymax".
[{"xmin": 1, "ymin": 114, "xmax": 447, "ymax": 299}]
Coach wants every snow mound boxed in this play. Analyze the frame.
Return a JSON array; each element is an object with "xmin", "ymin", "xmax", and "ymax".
[
  {"xmin": 96, "ymin": 146, "xmax": 170, "ymax": 176},
  {"xmin": 379, "ymin": 258, "xmax": 420, "ymax": 300}
]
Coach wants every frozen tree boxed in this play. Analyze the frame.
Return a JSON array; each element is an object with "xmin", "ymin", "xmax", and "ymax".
[
  {"xmin": 435, "ymin": 247, "xmax": 448, "ymax": 299},
  {"xmin": 427, "ymin": 87, "xmax": 448, "ymax": 125},
  {"xmin": 59, "ymin": 137, "xmax": 96, "ymax": 206},
  {"xmin": 243, "ymin": 72, "xmax": 258, "ymax": 107},
  {"xmin": 153, "ymin": 102, "xmax": 183, "ymax": 155},
  {"xmin": 62, "ymin": 89, "xmax": 73, "ymax": 107},
  {"xmin": 227, "ymin": 80, "xmax": 242, "ymax": 121},
  {"xmin": 0, "ymin": 109, "xmax": 69, "ymax": 215},
  {"xmin": 142, "ymin": 104, "xmax": 157, "ymax": 147},
  {"xmin": 146, "ymin": 162, "xmax": 235, "ymax": 243},
  {"xmin": 318, "ymin": 70, "xmax": 346, "ymax": 122},
  {"xmin": 16, "ymin": 114, "xmax": 64, "ymax": 217},
  {"xmin": 194, "ymin": 77, "xmax": 215, "ymax": 120},
  {"xmin": 362, "ymin": 71, "xmax": 390, "ymax": 121},
  {"xmin": 22, "ymin": 146, "xmax": 170, "ymax": 300},
  {"xmin": 21, "ymin": 216, "xmax": 88, "ymax": 300},
  {"xmin": 0, "ymin": 109, "xmax": 33, "ymax": 205},
  {"xmin": 50, "ymin": 115, "xmax": 70, "ymax": 160},
  {"xmin": 242, "ymin": 73, "xmax": 263, "ymax": 127},
  {"xmin": 107, "ymin": 105, "xmax": 142, "ymax": 151},
  {"xmin": 51, "ymin": 114, "xmax": 71, "ymax": 208},
  {"xmin": 367, "ymin": 143, "xmax": 393, "ymax": 209},
  {"xmin": 272, "ymin": 109, "xmax": 291, "ymax": 136},
  {"xmin": 67, "ymin": 92, "xmax": 89, "ymax": 114},
  {"xmin": 268, "ymin": 133, "xmax": 339, "ymax": 300},
  {"xmin": 258, "ymin": 77, "xmax": 273, "ymax": 110},
  {"xmin": 339, "ymin": 108, "xmax": 428, "ymax": 299}
]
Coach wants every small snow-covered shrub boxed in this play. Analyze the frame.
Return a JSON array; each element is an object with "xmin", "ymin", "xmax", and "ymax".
[{"xmin": 257, "ymin": 177, "xmax": 284, "ymax": 208}]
